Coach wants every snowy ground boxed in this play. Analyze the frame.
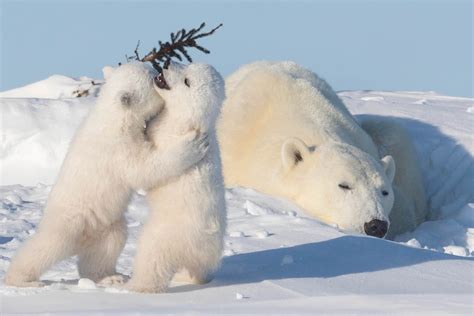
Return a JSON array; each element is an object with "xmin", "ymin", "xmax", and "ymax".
[{"xmin": 0, "ymin": 75, "xmax": 473, "ymax": 314}]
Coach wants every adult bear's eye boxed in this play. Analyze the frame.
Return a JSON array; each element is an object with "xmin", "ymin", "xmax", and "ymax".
[
  {"xmin": 338, "ymin": 183, "xmax": 351, "ymax": 190},
  {"xmin": 184, "ymin": 78, "xmax": 190, "ymax": 87},
  {"xmin": 382, "ymin": 190, "xmax": 389, "ymax": 196}
]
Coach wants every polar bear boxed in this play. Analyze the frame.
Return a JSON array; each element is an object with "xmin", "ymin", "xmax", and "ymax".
[
  {"xmin": 5, "ymin": 62, "xmax": 209, "ymax": 287},
  {"xmin": 125, "ymin": 62, "xmax": 226, "ymax": 293},
  {"xmin": 217, "ymin": 61, "xmax": 427, "ymax": 238},
  {"xmin": 359, "ymin": 117, "xmax": 427, "ymax": 238}
]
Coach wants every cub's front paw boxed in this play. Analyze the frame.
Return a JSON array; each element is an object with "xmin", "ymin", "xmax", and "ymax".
[{"xmin": 181, "ymin": 130, "xmax": 210, "ymax": 166}]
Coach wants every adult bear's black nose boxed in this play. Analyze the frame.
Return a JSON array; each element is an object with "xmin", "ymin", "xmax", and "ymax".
[{"xmin": 364, "ymin": 219, "xmax": 388, "ymax": 238}]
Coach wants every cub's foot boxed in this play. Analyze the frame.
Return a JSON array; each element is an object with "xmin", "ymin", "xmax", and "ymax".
[
  {"xmin": 173, "ymin": 269, "xmax": 214, "ymax": 285},
  {"xmin": 125, "ymin": 281, "xmax": 166, "ymax": 294},
  {"xmin": 97, "ymin": 274, "xmax": 130, "ymax": 287}
]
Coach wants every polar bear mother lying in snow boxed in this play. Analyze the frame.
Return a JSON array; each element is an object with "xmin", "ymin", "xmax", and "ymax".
[{"xmin": 217, "ymin": 61, "xmax": 427, "ymax": 238}]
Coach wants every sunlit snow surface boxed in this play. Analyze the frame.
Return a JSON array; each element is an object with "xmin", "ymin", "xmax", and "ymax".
[{"xmin": 0, "ymin": 78, "xmax": 473, "ymax": 314}]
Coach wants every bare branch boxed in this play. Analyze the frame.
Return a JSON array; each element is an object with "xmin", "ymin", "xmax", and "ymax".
[
  {"xmin": 134, "ymin": 40, "xmax": 141, "ymax": 60},
  {"xmin": 129, "ymin": 22, "xmax": 223, "ymax": 73}
]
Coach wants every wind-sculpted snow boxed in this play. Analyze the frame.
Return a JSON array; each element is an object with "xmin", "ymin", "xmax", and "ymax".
[
  {"xmin": 0, "ymin": 185, "xmax": 473, "ymax": 314},
  {"xmin": 0, "ymin": 75, "xmax": 102, "ymax": 99},
  {"xmin": 0, "ymin": 97, "xmax": 93, "ymax": 185},
  {"xmin": 0, "ymin": 79, "xmax": 473, "ymax": 314}
]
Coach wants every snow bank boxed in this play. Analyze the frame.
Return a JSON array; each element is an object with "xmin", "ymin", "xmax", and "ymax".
[
  {"xmin": 395, "ymin": 203, "xmax": 474, "ymax": 256},
  {"xmin": 0, "ymin": 75, "xmax": 102, "ymax": 99},
  {"xmin": 0, "ymin": 97, "xmax": 93, "ymax": 185}
]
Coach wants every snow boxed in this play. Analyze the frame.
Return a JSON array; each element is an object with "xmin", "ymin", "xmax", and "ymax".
[
  {"xmin": 0, "ymin": 75, "xmax": 102, "ymax": 99},
  {"xmin": 395, "ymin": 203, "xmax": 474, "ymax": 256},
  {"xmin": 77, "ymin": 278, "xmax": 97, "ymax": 290},
  {"xmin": 235, "ymin": 292, "xmax": 246, "ymax": 300},
  {"xmin": 0, "ymin": 76, "xmax": 473, "ymax": 314},
  {"xmin": 0, "ymin": 97, "xmax": 93, "ymax": 185}
]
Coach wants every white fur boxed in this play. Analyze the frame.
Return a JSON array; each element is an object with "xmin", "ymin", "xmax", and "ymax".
[
  {"xmin": 280, "ymin": 140, "xmax": 396, "ymax": 233},
  {"xmin": 126, "ymin": 63, "xmax": 226, "ymax": 293},
  {"xmin": 360, "ymin": 117, "xmax": 427, "ymax": 238},
  {"xmin": 217, "ymin": 61, "xmax": 425, "ymax": 237},
  {"xmin": 5, "ymin": 62, "xmax": 208, "ymax": 287}
]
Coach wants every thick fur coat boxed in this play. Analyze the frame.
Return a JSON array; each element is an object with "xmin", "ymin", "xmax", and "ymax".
[
  {"xmin": 5, "ymin": 62, "xmax": 208, "ymax": 287},
  {"xmin": 126, "ymin": 63, "xmax": 226, "ymax": 293},
  {"xmin": 218, "ymin": 61, "xmax": 427, "ymax": 238}
]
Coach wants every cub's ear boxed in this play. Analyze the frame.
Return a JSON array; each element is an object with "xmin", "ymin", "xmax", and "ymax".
[
  {"xmin": 102, "ymin": 66, "xmax": 116, "ymax": 80},
  {"xmin": 381, "ymin": 155, "xmax": 396, "ymax": 183},
  {"xmin": 281, "ymin": 137, "xmax": 311, "ymax": 170},
  {"xmin": 119, "ymin": 91, "xmax": 137, "ymax": 107}
]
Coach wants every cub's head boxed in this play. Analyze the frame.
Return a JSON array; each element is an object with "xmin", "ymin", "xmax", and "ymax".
[
  {"xmin": 99, "ymin": 62, "xmax": 164, "ymax": 126},
  {"xmin": 153, "ymin": 62, "xmax": 225, "ymax": 128},
  {"xmin": 281, "ymin": 138, "xmax": 396, "ymax": 238}
]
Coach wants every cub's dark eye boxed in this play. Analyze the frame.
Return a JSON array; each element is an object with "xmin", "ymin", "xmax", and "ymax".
[
  {"xmin": 382, "ymin": 190, "xmax": 389, "ymax": 196},
  {"xmin": 338, "ymin": 183, "xmax": 351, "ymax": 190},
  {"xmin": 184, "ymin": 78, "xmax": 190, "ymax": 87}
]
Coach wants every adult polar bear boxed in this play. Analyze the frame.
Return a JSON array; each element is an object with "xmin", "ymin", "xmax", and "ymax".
[
  {"xmin": 5, "ymin": 62, "xmax": 209, "ymax": 287},
  {"xmin": 218, "ymin": 61, "xmax": 427, "ymax": 238}
]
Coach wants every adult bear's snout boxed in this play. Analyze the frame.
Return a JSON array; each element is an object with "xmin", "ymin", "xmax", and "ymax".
[{"xmin": 364, "ymin": 219, "xmax": 388, "ymax": 238}]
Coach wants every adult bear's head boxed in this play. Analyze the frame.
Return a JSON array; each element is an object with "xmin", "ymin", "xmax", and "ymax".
[{"xmin": 280, "ymin": 138, "xmax": 395, "ymax": 238}]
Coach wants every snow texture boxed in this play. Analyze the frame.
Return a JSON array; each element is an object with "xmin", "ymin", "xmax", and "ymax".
[{"xmin": 0, "ymin": 78, "xmax": 473, "ymax": 314}]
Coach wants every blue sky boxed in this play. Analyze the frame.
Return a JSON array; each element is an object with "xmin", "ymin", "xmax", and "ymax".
[{"xmin": 1, "ymin": 0, "xmax": 472, "ymax": 96}]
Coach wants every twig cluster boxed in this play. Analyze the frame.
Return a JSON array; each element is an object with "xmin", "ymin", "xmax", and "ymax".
[{"xmin": 126, "ymin": 22, "xmax": 223, "ymax": 73}]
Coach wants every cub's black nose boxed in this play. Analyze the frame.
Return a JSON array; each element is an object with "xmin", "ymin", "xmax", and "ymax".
[{"xmin": 364, "ymin": 219, "xmax": 388, "ymax": 238}]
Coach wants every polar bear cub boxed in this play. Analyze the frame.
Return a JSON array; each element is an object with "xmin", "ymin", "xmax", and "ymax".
[
  {"xmin": 126, "ymin": 62, "xmax": 226, "ymax": 293},
  {"xmin": 5, "ymin": 62, "xmax": 209, "ymax": 287}
]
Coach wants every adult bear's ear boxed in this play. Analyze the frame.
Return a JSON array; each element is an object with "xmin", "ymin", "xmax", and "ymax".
[
  {"xmin": 281, "ymin": 137, "xmax": 310, "ymax": 170},
  {"xmin": 381, "ymin": 155, "xmax": 396, "ymax": 183}
]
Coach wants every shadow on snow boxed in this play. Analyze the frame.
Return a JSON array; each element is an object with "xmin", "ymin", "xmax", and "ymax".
[{"xmin": 170, "ymin": 235, "xmax": 473, "ymax": 293}]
